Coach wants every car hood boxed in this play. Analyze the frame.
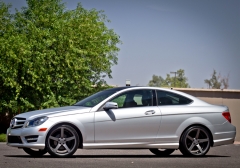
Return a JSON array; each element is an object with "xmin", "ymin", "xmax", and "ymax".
[{"xmin": 15, "ymin": 106, "xmax": 92, "ymax": 120}]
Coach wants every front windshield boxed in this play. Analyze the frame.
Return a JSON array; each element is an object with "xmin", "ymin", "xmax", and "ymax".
[{"xmin": 74, "ymin": 90, "xmax": 116, "ymax": 107}]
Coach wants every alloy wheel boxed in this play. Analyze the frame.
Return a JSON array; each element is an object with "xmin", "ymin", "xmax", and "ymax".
[
  {"xmin": 180, "ymin": 126, "xmax": 211, "ymax": 156},
  {"xmin": 47, "ymin": 125, "xmax": 79, "ymax": 157}
]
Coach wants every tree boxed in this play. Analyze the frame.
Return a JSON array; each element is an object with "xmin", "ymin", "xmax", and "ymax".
[
  {"xmin": 148, "ymin": 75, "xmax": 165, "ymax": 87},
  {"xmin": 204, "ymin": 70, "xmax": 229, "ymax": 89},
  {"xmin": 175, "ymin": 69, "xmax": 189, "ymax": 88},
  {"xmin": 0, "ymin": 1, "xmax": 15, "ymax": 114},
  {"xmin": 210, "ymin": 70, "xmax": 221, "ymax": 89},
  {"xmin": 204, "ymin": 79, "xmax": 212, "ymax": 89},
  {"xmin": 148, "ymin": 69, "xmax": 190, "ymax": 88},
  {"xmin": 0, "ymin": 0, "xmax": 121, "ymax": 114},
  {"xmin": 220, "ymin": 73, "xmax": 230, "ymax": 89}
]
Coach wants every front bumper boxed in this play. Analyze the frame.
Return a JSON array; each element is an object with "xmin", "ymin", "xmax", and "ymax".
[{"xmin": 6, "ymin": 121, "xmax": 53, "ymax": 149}]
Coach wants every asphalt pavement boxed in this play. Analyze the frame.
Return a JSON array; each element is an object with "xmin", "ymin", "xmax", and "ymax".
[{"xmin": 0, "ymin": 143, "xmax": 240, "ymax": 168}]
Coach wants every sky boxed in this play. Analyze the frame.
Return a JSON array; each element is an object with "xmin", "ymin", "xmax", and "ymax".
[{"xmin": 3, "ymin": 0, "xmax": 240, "ymax": 89}]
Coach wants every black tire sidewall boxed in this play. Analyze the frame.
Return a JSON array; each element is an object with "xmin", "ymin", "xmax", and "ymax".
[
  {"xmin": 149, "ymin": 149, "xmax": 175, "ymax": 156},
  {"xmin": 23, "ymin": 148, "xmax": 47, "ymax": 157}
]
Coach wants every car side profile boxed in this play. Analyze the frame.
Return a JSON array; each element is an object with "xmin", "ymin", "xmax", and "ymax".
[{"xmin": 7, "ymin": 87, "xmax": 236, "ymax": 157}]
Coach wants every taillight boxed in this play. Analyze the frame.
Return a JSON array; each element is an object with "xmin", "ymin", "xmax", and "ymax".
[{"xmin": 222, "ymin": 112, "xmax": 231, "ymax": 123}]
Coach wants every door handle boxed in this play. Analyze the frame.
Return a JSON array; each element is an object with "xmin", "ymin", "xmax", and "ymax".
[{"xmin": 145, "ymin": 110, "xmax": 155, "ymax": 115}]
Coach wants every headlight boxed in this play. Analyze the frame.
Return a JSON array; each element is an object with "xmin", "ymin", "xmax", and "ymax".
[{"xmin": 25, "ymin": 116, "xmax": 48, "ymax": 127}]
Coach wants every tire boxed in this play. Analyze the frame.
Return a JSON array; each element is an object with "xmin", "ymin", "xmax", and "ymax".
[
  {"xmin": 46, "ymin": 125, "xmax": 79, "ymax": 157},
  {"xmin": 179, "ymin": 126, "xmax": 211, "ymax": 157},
  {"xmin": 23, "ymin": 148, "xmax": 48, "ymax": 157},
  {"xmin": 149, "ymin": 149, "xmax": 175, "ymax": 156}
]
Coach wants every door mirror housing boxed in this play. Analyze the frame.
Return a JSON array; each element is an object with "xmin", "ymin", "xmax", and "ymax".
[{"xmin": 103, "ymin": 102, "xmax": 118, "ymax": 110}]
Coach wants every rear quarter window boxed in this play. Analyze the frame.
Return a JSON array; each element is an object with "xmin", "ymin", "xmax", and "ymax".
[{"xmin": 156, "ymin": 90, "xmax": 192, "ymax": 106}]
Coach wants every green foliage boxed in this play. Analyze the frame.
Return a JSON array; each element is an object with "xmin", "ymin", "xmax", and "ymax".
[
  {"xmin": 204, "ymin": 69, "xmax": 229, "ymax": 89},
  {"xmin": 148, "ymin": 69, "xmax": 190, "ymax": 88},
  {"xmin": 0, "ymin": 0, "xmax": 121, "ymax": 114},
  {"xmin": 148, "ymin": 75, "xmax": 165, "ymax": 87},
  {"xmin": 111, "ymin": 95, "xmax": 126, "ymax": 108},
  {"xmin": 0, "ymin": 134, "xmax": 6, "ymax": 142},
  {"xmin": 204, "ymin": 70, "xmax": 221, "ymax": 89}
]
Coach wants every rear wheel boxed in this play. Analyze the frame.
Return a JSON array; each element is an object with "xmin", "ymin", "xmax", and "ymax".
[
  {"xmin": 46, "ymin": 125, "xmax": 79, "ymax": 157},
  {"xmin": 23, "ymin": 148, "xmax": 47, "ymax": 157},
  {"xmin": 149, "ymin": 149, "xmax": 175, "ymax": 156},
  {"xmin": 179, "ymin": 126, "xmax": 211, "ymax": 157}
]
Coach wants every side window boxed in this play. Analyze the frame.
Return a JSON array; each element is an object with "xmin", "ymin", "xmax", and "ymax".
[
  {"xmin": 156, "ymin": 90, "xmax": 192, "ymax": 106},
  {"xmin": 133, "ymin": 94, "xmax": 142, "ymax": 105},
  {"xmin": 111, "ymin": 94, "xmax": 127, "ymax": 108},
  {"xmin": 110, "ymin": 90, "xmax": 154, "ymax": 108}
]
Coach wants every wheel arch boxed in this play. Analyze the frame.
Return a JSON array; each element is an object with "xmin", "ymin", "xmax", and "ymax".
[
  {"xmin": 175, "ymin": 117, "xmax": 214, "ymax": 147},
  {"xmin": 46, "ymin": 122, "xmax": 83, "ymax": 148}
]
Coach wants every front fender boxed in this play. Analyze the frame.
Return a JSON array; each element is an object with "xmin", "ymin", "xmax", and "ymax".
[{"xmin": 47, "ymin": 113, "xmax": 94, "ymax": 143}]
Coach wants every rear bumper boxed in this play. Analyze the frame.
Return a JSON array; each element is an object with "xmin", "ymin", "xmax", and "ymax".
[
  {"xmin": 213, "ymin": 137, "xmax": 235, "ymax": 147},
  {"xmin": 212, "ymin": 123, "xmax": 236, "ymax": 147}
]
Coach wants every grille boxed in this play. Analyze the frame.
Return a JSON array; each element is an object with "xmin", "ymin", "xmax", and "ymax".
[
  {"xmin": 8, "ymin": 136, "xmax": 23, "ymax": 144},
  {"xmin": 25, "ymin": 135, "xmax": 39, "ymax": 143},
  {"xmin": 10, "ymin": 117, "xmax": 26, "ymax": 129}
]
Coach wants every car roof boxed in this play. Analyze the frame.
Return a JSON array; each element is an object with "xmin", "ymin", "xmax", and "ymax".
[
  {"xmin": 105, "ymin": 86, "xmax": 175, "ymax": 92},
  {"xmin": 105, "ymin": 86, "xmax": 178, "ymax": 94},
  {"xmin": 105, "ymin": 86, "xmax": 140, "ymax": 92}
]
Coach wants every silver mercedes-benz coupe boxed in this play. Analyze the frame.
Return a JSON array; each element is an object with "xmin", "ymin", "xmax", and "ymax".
[{"xmin": 7, "ymin": 87, "xmax": 236, "ymax": 157}]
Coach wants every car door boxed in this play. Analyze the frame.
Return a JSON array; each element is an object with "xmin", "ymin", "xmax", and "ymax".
[
  {"xmin": 155, "ymin": 90, "xmax": 193, "ymax": 143},
  {"xmin": 95, "ymin": 89, "xmax": 162, "ymax": 144}
]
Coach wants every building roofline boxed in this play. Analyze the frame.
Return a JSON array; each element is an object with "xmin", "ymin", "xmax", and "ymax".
[
  {"xmin": 172, "ymin": 88, "xmax": 240, "ymax": 93},
  {"xmin": 107, "ymin": 86, "xmax": 240, "ymax": 93}
]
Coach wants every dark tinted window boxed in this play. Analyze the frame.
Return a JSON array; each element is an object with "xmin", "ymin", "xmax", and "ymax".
[
  {"xmin": 110, "ymin": 89, "xmax": 154, "ymax": 108},
  {"xmin": 156, "ymin": 90, "xmax": 192, "ymax": 106}
]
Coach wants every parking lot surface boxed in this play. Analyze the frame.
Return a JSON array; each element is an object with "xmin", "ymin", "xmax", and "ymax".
[{"xmin": 0, "ymin": 143, "xmax": 240, "ymax": 168}]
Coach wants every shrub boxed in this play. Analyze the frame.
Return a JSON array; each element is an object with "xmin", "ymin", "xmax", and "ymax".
[{"xmin": 0, "ymin": 134, "xmax": 6, "ymax": 142}]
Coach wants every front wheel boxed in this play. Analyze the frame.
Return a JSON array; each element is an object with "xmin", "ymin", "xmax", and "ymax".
[
  {"xmin": 46, "ymin": 125, "xmax": 79, "ymax": 157},
  {"xmin": 149, "ymin": 149, "xmax": 175, "ymax": 156},
  {"xmin": 23, "ymin": 148, "xmax": 48, "ymax": 157},
  {"xmin": 179, "ymin": 126, "xmax": 211, "ymax": 157}
]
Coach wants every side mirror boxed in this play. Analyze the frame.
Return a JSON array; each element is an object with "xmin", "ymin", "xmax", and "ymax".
[{"xmin": 103, "ymin": 102, "xmax": 118, "ymax": 110}]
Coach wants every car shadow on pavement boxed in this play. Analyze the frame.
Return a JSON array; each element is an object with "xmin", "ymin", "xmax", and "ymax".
[{"xmin": 4, "ymin": 154, "xmax": 230, "ymax": 158}]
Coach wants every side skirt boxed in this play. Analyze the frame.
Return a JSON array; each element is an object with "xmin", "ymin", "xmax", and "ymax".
[{"xmin": 83, "ymin": 142, "xmax": 179, "ymax": 149}]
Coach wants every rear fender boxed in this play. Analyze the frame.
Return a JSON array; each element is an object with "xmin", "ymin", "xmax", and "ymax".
[{"xmin": 175, "ymin": 117, "xmax": 213, "ymax": 140}]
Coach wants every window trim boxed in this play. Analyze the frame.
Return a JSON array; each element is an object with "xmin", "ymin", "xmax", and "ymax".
[{"xmin": 152, "ymin": 90, "xmax": 157, "ymax": 106}]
